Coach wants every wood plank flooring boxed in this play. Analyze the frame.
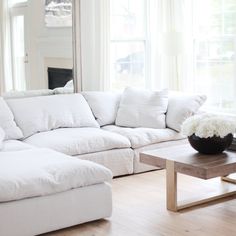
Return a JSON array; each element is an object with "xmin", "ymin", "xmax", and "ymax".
[{"xmin": 43, "ymin": 170, "xmax": 236, "ymax": 236}]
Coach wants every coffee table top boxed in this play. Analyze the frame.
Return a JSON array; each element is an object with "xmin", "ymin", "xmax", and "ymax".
[{"xmin": 140, "ymin": 144, "xmax": 236, "ymax": 179}]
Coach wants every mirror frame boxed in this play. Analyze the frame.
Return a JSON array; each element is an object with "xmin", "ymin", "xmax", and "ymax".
[{"xmin": 72, "ymin": 0, "xmax": 82, "ymax": 93}]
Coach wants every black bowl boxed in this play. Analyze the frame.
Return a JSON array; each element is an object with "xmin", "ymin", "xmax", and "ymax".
[{"xmin": 188, "ymin": 133, "xmax": 233, "ymax": 154}]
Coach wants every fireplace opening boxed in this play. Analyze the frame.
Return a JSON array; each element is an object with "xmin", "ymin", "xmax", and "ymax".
[{"xmin": 48, "ymin": 67, "xmax": 73, "ymax": 89}]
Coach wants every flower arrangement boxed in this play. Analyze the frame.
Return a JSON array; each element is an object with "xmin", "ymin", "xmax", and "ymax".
[{"xmin": 182, "ymin": 114, "xmax": 236, "ymax": 138}]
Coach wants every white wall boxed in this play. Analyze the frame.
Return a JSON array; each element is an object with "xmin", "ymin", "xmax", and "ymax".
[{"xmin": 27, "ymin": 0, "xmax": 73, "ymax": 89}]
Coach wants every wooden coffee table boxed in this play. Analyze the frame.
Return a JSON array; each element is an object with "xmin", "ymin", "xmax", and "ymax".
[{"xmin": 140, "ymin": 144, "xmax": 236, "ymax": 212}]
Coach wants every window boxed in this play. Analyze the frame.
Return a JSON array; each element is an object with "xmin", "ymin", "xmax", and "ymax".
[
  {"xmin": 108, "ymin": 0, "xmax": 236, "ymax": 114},
  {"xmin": 194, "ymin": 0, "xmax": 236, "ymax": 114},
  {"xmin": 110, "ymin": 0, "xmax": 148, "ymax": 90},
  {"xmin": 9, "ymin": 0, "xmax": 27, "ymax": 7},
  {"xmin": 9, "ymin": 0, "xmax": 28, "ymax": 90}
]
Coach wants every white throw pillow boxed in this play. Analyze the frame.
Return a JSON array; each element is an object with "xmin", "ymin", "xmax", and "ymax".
[
  {"xmin": 0, "ymin": 127, "xmax": 5, "ymax": 150},
  {"xmin": 0, "ymin": 97, "xmax": 23, "ymax": 140},
  {"xmin": 82, "ymin": 91, "xmax": 121, "ymax": 126},
  {"xmin": 115, "ymin": 87, "xmax": 168, "ymax": 128},
  {"xmin": 166, "ymin": 91, "xmax": 207, "ymax": 132},
  {"xmin": 7, "ymin": 94, "xmax": 99, "ymax": 138}
]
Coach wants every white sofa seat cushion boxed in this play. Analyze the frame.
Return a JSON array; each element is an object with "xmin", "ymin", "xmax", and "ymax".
[
  {"xmin": 0, "ymin": 128, "xmax": 5, "ymax": 150},
  {"xmin": 166, "ymin": 91, "xmax": 207, "ymax": 132},
  {"xmin": 0, "ymin": 97, "xmax": 23, "ymax": 140},
  {"xmin": 1, "ymin": 140, "xmax": 34, "ymax": 152},
  {"xmin": 6, "ymin": 94, "xmax": 99, "ymax": 138},
  {"xmin": 0, "ymin": 148, "xmax": 112, "ymax": 202},
  {"xmin": 102, "ymin": 125, "xmax": 184, "ymax": 149},
  {"xmin": 82, "ymin": 91, "xmax": 121, "ymax": 126},
  {"xmin": 24, "ymin": 127, "xmax": 131, "ymax": 155},
  {"xmin": 116, "ymin": 87, "xmax": 168, "ymax": 128}
]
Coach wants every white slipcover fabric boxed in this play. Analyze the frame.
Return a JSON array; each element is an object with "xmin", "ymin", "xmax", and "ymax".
[
  {"xmin": 77, "ymin": 148, "xmax": 134, "ymax": 176},
  {"xmin": 0, "ymin": 183, "xmax": 112, "ymax": 236},
  {"xmin": 6, "ymin": 94, "xmax": 99, "ymax": 138},
  {"xmin": 3, "ymin": 89, "xmax": 54, "ymax": 99},
  {"xmin": 102, "ymin": 125, "xmax": 184, "ymax": 148},
  {"xmin": 64, "ymin": 79, "xmax": 74, "ymax": 88},
  {"xmin": 1, "ymin": 140, "xmax": 34, "ymax": 152},
  {"xmin": 115, "ymin": 87, "xmax": 168, "ymax": 128},
  {"xmin": 0, "ymin": 148, "xmax": 112, "ymax": 202},
  {"xmin": 53, "ymin": 87, "xmax": 74, "ymax": 94},
  {"xmin": 82, "ymin": 91, "xmax": 121, "ymax": 126},
  {"xmin": 166, "ymin": 92, "xmax": 207, "ymax": 131},
  {"xmin": 0, "ymin": 128, "xmax": 5, "ymax": 150},
  {"xmin": 24, "ymin": 127, "xmax": 131, "ymax": 156},
  {"xmin": 0, "ymin": 97, "xmax": 23, "ymax": 140},
  {"xmin": 133, "ymin": 139, "xmax": 188, "ymax": 173}
]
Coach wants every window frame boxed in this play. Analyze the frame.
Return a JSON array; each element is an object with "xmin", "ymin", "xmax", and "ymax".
[{"xmin": 109, "ymin": 0, "xmax": 150, "ymax": 90}]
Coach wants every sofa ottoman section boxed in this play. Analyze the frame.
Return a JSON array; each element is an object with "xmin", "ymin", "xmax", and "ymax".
[{"xmin": 0, "ymin": 148, "xmax": 112, "ymax": 236}]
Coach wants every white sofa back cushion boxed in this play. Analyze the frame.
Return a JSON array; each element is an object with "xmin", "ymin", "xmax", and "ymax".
[
  {"xmin": 7, "ymin": 94, "xmax": 99, "ymax": 138},
  {"xmin": 0, "ymin": 128, "xmax": 5, "ymax": 149},
  {"xmin": 166, "ymin": 91, "xmax": 207, "ymax": 132},
  {"xmin": 0, "ymin": 97, "xmax": 23, "ymax": 140},
  {"xmin": 3, "ymin": 89, "xmax": 54, "ymax": 99},
  {"xmin": 115, "ymin": 87, "xmax": 168, "ymax": 128},
  {"xmin": 82, "ymin": 91, "xmax": 121, "ymax": 126}
]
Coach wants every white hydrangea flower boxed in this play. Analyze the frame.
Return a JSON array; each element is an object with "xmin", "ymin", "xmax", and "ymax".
[{"xmin": 181, "ymin": 114, "xmax": 236, "ymax": 138}]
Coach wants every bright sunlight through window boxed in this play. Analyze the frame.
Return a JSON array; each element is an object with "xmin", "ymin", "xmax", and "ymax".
[
  {"xmin": 194, "ymin": 0, "xmax": 236, "ymax": 114},
  {"xmin": 110, "ymin": 0, "xmax": 147, "ymax": 90}
]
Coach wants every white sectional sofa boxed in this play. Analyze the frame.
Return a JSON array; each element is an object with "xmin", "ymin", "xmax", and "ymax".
[
  {"xmin": 0, "ymin": 88, "xmax": 206, "ymax": 235},
  {"xmin": 2, "ymin": 88, "xmax": 206, "ymax": 177}
]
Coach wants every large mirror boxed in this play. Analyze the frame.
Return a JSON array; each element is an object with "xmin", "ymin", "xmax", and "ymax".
[{"xmin": 1, "ymin": 0, "xmax": 75, "ymax": 96}]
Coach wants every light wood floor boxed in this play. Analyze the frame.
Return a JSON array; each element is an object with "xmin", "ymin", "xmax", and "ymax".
[{"xmin": 43, "ymin": 170, "xmax": 236, "ymax": 236}]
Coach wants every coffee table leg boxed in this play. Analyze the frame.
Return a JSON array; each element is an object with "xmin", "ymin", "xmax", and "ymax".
[
  {"xmin": 166, "ymin": 160, "xmax": 177, "ymax": 212},
  {"xmin": 166, "ymin": 163, "xmax": 236, "ymax": 212},
  {"xmin": 166, "ymin": 160, "xmax": 236, "ymax": 212}
]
